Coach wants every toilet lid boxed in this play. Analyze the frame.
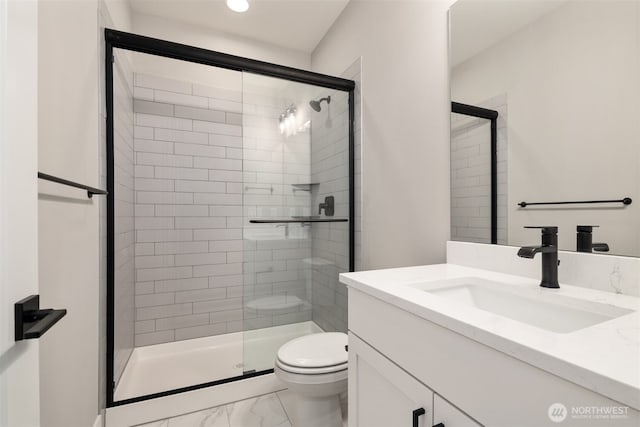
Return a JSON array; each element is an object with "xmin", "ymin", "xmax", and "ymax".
[{"xmin": 277, "ymin": 332, "xmax": 348, "ymax": 368}]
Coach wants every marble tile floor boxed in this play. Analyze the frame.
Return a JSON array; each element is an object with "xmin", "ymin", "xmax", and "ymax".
[{"xmin": 136, "ymin": 390, "xmax": 348, "ymax": 427}]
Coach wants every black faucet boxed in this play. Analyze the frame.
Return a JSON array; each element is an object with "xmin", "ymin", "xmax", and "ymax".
[
  {"xmin": 576, "ymin": 225, "xmax": 609, "ymax": 253},
  {"xmin": 517, "ymin": 226, "xmax": 559, "ymax": 289}
]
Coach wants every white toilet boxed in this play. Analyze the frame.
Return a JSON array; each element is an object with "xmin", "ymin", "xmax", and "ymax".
[{"xmin": 274, "ymin": 332, "xmax": 348, "ymax": 427}]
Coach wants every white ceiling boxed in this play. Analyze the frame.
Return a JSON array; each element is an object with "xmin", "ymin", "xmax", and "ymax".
[
  {"xmin": 129, "ymin": 0, "xmax": 350, "ymax": 53},
  {"xmin": 450, "ymin": 0, "xmax": 567, "ymax": 67}
]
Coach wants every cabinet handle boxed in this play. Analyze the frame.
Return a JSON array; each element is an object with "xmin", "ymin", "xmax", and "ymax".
[
  {"xmin": 433, "ymin": 424, "xmax": 445, "ymax": 427},
  {"xmin": 412, "ymin": 408, "xmax": 426, "ymax": 427}
]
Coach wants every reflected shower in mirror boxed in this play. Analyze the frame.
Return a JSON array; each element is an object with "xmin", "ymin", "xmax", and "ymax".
[{"xmin": 449, "ymin": 0, "xmax": 639, "ymax": 257}]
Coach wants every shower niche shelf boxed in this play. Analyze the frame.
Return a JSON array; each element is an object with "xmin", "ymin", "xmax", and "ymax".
[{"xmin": 291, "ymin": 183, "xmax": 319, "ymax": 194}]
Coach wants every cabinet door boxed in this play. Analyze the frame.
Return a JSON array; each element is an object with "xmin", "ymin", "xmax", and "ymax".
[
  {"xmin": 349, "ymin": 333, "xmax": 433, "ymax": 427},
  {"xmin": 433, "ymin": 394, "xmax": 482, "ymax": 427}
]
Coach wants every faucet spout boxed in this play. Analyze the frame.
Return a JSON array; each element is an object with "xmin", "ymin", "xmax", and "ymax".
[
  {"xmin": 517, "ymin": 245, "xmax": 556, "ymax": 259},
  {"xmin": 517, "ymin": 246, "xmax": 538, "ymax": 258},
  {"xmin": 518, "ymin": 226, "xmax": 560, "ymax": 289}
]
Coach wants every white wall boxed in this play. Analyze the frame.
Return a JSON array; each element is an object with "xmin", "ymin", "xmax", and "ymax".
[
  {"xmin": 311, "ymin": 0, "xmax": 454, "ymax": 270},
  {"xmin": 37, "ymin": 1, "xmax": 101, "ymax": 426},
  {"xmin": 452, "ymin": 1, "xmax": 640, "ymax": 256},
  {"xmin": 132, "ymin": 13, "xmax": 310, "ymax": 70},
  {"xmin": 0, "ymin": 1, "xmax": 40, "ymax": 426}
]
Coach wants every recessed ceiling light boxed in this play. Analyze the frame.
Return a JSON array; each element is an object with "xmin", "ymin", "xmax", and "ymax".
[{"xmin": 227, "ymin": 0, "xmax": 249, "ymax": 13}]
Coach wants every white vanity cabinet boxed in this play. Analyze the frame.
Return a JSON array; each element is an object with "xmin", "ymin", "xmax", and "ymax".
[
  {"xmin": 347, "ymin": 287, "xmax": 640, "ymax": 427},
  {"xmin": 433, "ymin": 395, "xmax": 481, "ymax": 427},
  {"xmin": 349, "ymin": 333, "xmax": 434, "ymax": 427},
  {"xmin": 349, "ymin": 332, "xmax": 480, "ymax": 427}
]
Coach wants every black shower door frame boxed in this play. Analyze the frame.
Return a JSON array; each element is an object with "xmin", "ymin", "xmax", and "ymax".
[
  {"xmin": 105, "ymin": 28, "xmax": 356, "ymax": 407},
  {"xmin": 451, "ymin": 101, "xmax": 498, "ymax": 244}
]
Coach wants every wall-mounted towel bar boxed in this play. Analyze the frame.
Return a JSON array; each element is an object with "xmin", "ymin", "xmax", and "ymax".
[
  {"xmin": 15, "ymin": 295, "xmax": 67, "ymax": 341},
  {"xmin": 38, "ymin": 172, "xmax": 108, "ymax": 198},
  {"xmin": 518, "ymin": 198, "xmax": 632, "ymax": 208}
]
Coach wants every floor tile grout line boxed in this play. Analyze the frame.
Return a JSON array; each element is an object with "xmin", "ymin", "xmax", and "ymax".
[{"xmin": 274, "ymin": 390, "xmax": 293, "ymax": 426}]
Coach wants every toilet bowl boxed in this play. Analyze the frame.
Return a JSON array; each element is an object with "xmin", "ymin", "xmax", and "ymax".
[{"xmin": 274, "ymin": 332, "xmax": 348, "ymax": 427}]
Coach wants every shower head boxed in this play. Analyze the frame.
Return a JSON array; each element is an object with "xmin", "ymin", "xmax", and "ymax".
[{"xmin": 309, "ymin": 96, "xmax": 331, "ymax": 112}]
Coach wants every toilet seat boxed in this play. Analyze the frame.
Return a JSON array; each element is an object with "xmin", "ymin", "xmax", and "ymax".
[
  {"xmin": 276, "ymin": 359, "xmax": 348, "ymax": 375},
  {"xmin": 276, "ymin": 332, "xmax": 348, "ymax": 375}
]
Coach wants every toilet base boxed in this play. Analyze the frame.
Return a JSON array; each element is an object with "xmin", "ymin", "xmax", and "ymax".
[{"xmin": 286, "ymin": 393, "xmax": 343, "ymax": 427}]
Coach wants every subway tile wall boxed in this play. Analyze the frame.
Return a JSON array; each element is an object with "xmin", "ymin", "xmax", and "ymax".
[
  {"xmin": 450, "ymin": 94, "xmax": 507, "ymax": 245},
  {"xmin": 308, "ymin": 59, "xmax": 362, "ymax": 333},
  {"xmin": 132, "ymin": 72, "xmax": 246, "ymax": 346},
  {"xmin": 241, "ymin": 76, "xmax": 313, "ymax": 331},
  {"xmin": 130, "ymin": 73, "xmax": 314, "ymax": 346}
]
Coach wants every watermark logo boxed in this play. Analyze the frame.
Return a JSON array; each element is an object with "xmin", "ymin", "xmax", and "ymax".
[
  {"xmin": 548, "ymin": 403, "xmax": 568, "ymax": 423},
  {"xmin": 547, "ymin": 403, "xmax": 629, "ymax": 423}
]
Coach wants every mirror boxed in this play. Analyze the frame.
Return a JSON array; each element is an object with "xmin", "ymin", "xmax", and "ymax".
[{"xmin": 449, "ymin": 0, "xmax": 639, "ymax": 257}]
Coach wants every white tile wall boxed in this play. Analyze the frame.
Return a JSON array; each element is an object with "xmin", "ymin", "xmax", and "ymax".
[
  {"xmin": 451, "ymin": 94, "xmax": 508, "ymax": 245},
  {"xmin": 309, "ymin": 87, "xmax": 353, "ymax": 333},
  {"xmin": 131, "ymin": 73, "xmax": 249, "ymax": 346},
  {"xmin": 239, "ymin": 77, "xmax": 317, "ymax": 332},
  {"xmin": 129, "ymin": 73, "xmax": 333, "ymax": 345},
  {"xmin": 121, "ymin": 71, "xmax": 361, "ymax": 347}
]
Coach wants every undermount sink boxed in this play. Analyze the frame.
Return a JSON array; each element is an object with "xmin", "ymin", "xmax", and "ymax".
[{"xmin": 410, "ymin": 277, "xmax": 633, "ymax": 333}]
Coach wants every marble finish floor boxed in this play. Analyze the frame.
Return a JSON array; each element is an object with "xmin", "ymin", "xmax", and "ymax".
[{"xmin": 136, "ymin": 390, "xmax": 347, "ymax": 427}]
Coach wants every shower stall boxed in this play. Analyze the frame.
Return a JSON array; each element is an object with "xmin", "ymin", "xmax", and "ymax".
[{"xmin": 105, "ymin": 30, "xmax": 354, "ymax": 405}]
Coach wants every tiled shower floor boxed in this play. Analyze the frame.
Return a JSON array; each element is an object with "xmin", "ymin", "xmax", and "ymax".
[{"xmin": 115, "ymin": 321, "xmax": 322, "ymax": 401}]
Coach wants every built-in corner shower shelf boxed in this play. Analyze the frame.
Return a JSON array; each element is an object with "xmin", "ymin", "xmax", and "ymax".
[{"xmin": 245, "ymin": 295, "xmax": 305, "ymax": 312}]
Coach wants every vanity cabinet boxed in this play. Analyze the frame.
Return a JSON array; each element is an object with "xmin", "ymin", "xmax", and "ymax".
[
  {"xmin": 433, "ymin": 395, "xmax": 480, "ymax": 427},
  {"xmin": 349, "ymin": 332, "xmax": 480, "ymax": 427},
  {"xmin": 347, "ymin": 287, "xmax": 639, "ymax": 427},
  {"xmin": 349, "ymin": 333, "xmax": 434, "ymax": 427}
]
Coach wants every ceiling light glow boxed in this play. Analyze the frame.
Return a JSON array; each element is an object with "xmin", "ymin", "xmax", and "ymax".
[{"xmin": 227, "ymin": 0, "xmax": 249, "ymax": 13}]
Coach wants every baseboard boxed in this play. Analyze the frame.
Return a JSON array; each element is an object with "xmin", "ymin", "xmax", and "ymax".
[{"xmin": 93, "ymin": 412, "xmax": 104, "ymax": 427}]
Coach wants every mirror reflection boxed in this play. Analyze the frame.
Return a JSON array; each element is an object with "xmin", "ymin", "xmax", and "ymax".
[{"xmin": 450, "ymin": 0, "xmax": 639, "ymax": 257}]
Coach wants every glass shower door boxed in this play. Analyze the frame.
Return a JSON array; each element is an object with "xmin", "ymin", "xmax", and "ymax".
[{"xmin": 241, "ymin": 72, "xmax": 350, "ymax": 374}]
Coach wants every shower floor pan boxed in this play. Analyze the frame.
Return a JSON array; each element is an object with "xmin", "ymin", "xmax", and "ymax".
[{"xmin": 114, "ymin": 321, "xmax": 322, "ymax": 402}]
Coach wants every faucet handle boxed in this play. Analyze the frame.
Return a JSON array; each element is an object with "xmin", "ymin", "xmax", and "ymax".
[
  {"xmin": 524, "ymin": 226, "xmax": 558, "ymax": 234},
  {"xmin": 577, "ymin": 225, "xmax": 599, "ymax": 232}
]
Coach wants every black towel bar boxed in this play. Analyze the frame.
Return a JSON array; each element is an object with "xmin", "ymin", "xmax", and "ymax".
[
  {"xmin": 15, "ymin": 295, "xmax": 67, "ymax": 341},
  {"xmin": 518, "ymin": 198, "xmax": 632, "ymax": 208},
  {"xmin": 38, "ymin": 172, "xmax": 107, "ymax": 198}
]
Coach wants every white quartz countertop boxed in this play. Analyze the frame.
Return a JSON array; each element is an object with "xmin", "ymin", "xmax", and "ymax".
[{"xmin": 340, "ymin": 264, "xmax": 640, "ymax": 410}]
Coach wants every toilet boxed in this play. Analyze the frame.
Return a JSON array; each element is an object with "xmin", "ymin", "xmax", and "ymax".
[{"xmin": 274, "ymin": 332, "xmax": 348, "ymax": 427}]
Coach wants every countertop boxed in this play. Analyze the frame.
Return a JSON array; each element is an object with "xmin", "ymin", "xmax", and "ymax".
[{"xmin": 340, "ymin": 264, "xmax": 640, "ymax": 410}]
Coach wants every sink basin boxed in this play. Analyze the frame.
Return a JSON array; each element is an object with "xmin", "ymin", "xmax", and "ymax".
[{"xmin": 411, "ymin": 277, "xmax": 633, "ymax": 333}]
